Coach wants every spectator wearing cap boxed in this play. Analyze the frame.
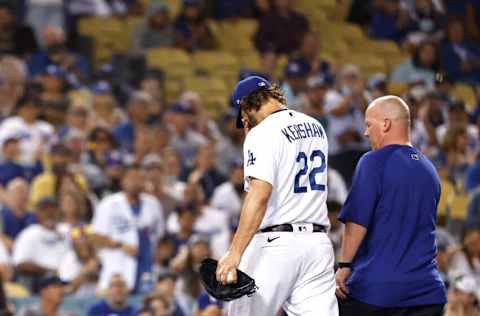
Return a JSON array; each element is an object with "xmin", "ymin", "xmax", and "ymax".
[
  {"xmin": 166, "ymin": 101, "xmax": 207, "ymax": 168},
  {"xmin": 365, "ymin": 73, "xmax": 388, "ymax": 102},
  {"xmin": 194, "ymin": 292, "xmax": 223, "ymax": 316},
  {"xmin": 87, "ymin": 274, "xmax": 137, "ymax": 316},
  {"xmin": 0, "ymin": 3, "xmax": 38, "ymax": 57},
  {"xmin": 143, "ymin": 153, "xmax": 178, "ymax": 217},
  {"xmin": 131, "ymin": 2, "xmax": 175, "ymax": 55},
  {"xmin": 28, "ymin": 143, "xmax": 88, "ymax": 209},
  {"xmin": 91, "ymin": 81, "xmax": 126, "ymax": 129},
  {"xmin": 186, "ymin": 143, "xmax": 226, "ymax": 201},
  {"xmin": 0, "ymin": 135, "xmax": 43, "ymax": 186},
  {"xmin": 0, "ymin": 90, "xmax": 55, "ymax": 166},
  {"xmin": 440, "ymin": 18, "xmax": 480, "ymax": 84},
  {"xmin": 444, "ymin": 275, "xmax": 480, "ymax": 316},
  {"xmin": 113, "ymin": 91, "xmax": 152, "ymax": 153},
  {"xmin": 280, "ymin": 59, "xmax": 309, "ymax": 108},
  {"xmin": 215, "ymin": 108, "xmax": 244, "ymax": 176},
  {"xmin": 210, "ymin": 159, "xmax": 244, "ymax": 219},
  {"xmin": 0, "ymin": 179, "xmax": 36, "ymax": 247},
  {"xmin": 391, "ymin": 41, "xmax": 440, "ymax": 89},
  {"xmin": 28, "ymin": 26, "xmax": 90, "ymax": 82},
  {"xmin": 0, "ymin": 56, "xmax": 28, "ymax": 121},
  {"xmin": 17, "ymin": 276, "xmax": 70, "ymax": 316},
  {"xmin": 294, "ymin": 74, "xmax": 330, "ymax": 129},
  {"xmin": 290, "ymin": 31, "xmax": 331, "ymax": 77},
  {"xmin": 91, "ymin": 165, "xmax": 165, "ymax": 292},
  {"xmin": 325, "ymin": 64, "xmax": 369, "ymax": 182},
  {"xmin": 40, "ymin": 65, "xmax": 75, "ymax": 120},
  {"xmin": 369, "ymin": 0, "xmax": 411, "ymax": 42},
  {"xmin": 82, "ymin": 127, "xmax": 122, "ymax": 197},
  {"xmin": 174, "ymin": 0, "xmax": 218, "ymax": 52},
  {"xmin": 58, "ymin": 225, "xmax": 99, "ymax": 298},
  {"xmin": 12, "ymin": 197, "xmax": 69, "ymax": 291},
  {"xmin": 58, "ymin": 103, "xmax": 91, "ymax": 141},
  {"xmin": 254, "ymin": 0, "xmax": 309, "ymax": 54}
]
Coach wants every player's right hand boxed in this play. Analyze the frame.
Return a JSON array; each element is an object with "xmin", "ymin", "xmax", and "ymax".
[{"xmin": 335, "ymin": 267, "xmax": 351, "ymax": 300}]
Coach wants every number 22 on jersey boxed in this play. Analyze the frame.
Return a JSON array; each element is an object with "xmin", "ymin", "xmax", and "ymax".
[{"xmin": 293, "ymin": 150, "xmax": 326, "ymax": 193}]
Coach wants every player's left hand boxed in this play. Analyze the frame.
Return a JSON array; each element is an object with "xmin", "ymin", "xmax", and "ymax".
[
  {"xmin": 216, "ymin": 251, "xmax": 241, "ymax": 285},
  {"xmin": 335, "ymin": 267, "xmax": 351, "ymax": 300}
]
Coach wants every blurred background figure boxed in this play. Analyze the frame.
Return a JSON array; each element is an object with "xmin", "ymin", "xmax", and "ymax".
[{"xmin": 87, "ymin": 274, "xmax": 137, "ymax": 316}]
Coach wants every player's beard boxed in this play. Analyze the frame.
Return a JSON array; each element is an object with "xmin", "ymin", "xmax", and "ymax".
[{"xmin": 245, "ymin": 110, "xmax": 258, "ymax": 128}]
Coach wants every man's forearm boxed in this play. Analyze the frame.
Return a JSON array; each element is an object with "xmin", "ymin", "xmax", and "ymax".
[
  {"xmin": 340, "ymin": 222, "xmax": 367, "ymax": 262},
  {"xmin": 229, "ymin": 184, "xmax": 269, "ymax": 257}
]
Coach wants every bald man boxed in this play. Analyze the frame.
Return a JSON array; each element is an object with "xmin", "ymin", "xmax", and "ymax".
[{"xmin": 335, "ymin": 96, "xmax": 447, "ymax": 316}]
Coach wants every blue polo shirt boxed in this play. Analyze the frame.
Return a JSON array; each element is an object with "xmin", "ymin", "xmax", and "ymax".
[
  {"xmin": 338, "ymin": 144, "xmax": 447, "ymax": 307},
  {"xmin": 86, "ymin": 300, "xmax": 136, "ymax": 316}
]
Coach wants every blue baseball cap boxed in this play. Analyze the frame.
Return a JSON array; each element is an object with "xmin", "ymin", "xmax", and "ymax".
[
  {"xmin": 231, "ymin": 75, "xmax": 272, "ymax": 128},
  {"xmin": 284, "ymin": 60, "xmax": 310, "ymax": 78},
  {"xmin": 169, "ymin": 101, "xmax": 195, "ymax": 115},
  {"xmin": 91, "ymin": 80, "xmax": 112, "ymax": 95},
  {"xmin": 44, "ymin": 64, "xmax": 66, "ymax": 80}
]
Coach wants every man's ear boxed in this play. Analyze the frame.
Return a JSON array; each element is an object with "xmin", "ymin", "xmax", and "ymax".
[{"xmin": 383, "ymin": 118, "xmax": 392, "ymax": 133}]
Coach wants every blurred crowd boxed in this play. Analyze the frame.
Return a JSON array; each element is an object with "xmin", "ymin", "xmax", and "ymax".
[{"xmin": 0, "ymin": 0, "xmax": 478, "ymax": 315}]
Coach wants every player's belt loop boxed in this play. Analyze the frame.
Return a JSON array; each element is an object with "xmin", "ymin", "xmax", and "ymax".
[{"xmin": 258, "ymin": 223, "xmax": 327, "ymax": 233}]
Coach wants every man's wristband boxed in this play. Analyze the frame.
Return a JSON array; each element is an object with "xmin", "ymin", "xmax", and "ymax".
[{"xmin": 338, "ymin": 262, "xmax": 352, "ymax": 269}]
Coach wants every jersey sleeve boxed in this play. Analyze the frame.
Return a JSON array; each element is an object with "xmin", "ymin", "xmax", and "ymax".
[
  {"xmin": 243, "ymin": 129, "xmax": 277, "ymax": 187},
  {"xmin": 338, "ymin": 153, "xmax": 382, "ymax": 229},
  {"xmin": 12, "ymin": 229, "xmax": 34, "ymax": 265},
  {"xmin": 91, "ymin": 199, "xmax": 112, "ymax": 236}
]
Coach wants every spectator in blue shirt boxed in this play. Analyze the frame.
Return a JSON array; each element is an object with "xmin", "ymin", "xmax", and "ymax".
[
  {"xmin": 336, "ymin": 96, "xmax": 446, "ymax": 315},
  {"xmin": 174, "ymin": 0, "xmax": 218, "ymax": 52},
  {"xmin": 0, "ymin": 136, "xmax": 42, "ymax": 186},
  {"xmin": 369, "ymin": 0, "xmax": 411, "ymax": 43},
  {"xmin": 87, "ymin": 274, "xmax": 137, "ymax": 316},
  {"xmin": 0, "ymin": 178, "xmax": 35, "ymax": 244},
  {"xmin": 440, "ymin": 18, "xmax": 480, "ymax": 84},
  {"xmin": 28, "ymin": 26, "xmax": 89, "ymax": 84},
  {"xmin": 113, "ymin": 91, "xmax": 152, "ymax": 153}
]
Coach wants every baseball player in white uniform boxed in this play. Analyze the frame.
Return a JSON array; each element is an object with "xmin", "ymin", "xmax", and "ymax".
[{"xmin": 216, "ymin": 76, "xmax": 338, "ymax": 316}]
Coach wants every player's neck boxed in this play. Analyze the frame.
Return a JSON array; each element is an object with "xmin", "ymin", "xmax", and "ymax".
[{"xmin": 257, "ymin": 100, "xmax": 285, "ymax": 124}]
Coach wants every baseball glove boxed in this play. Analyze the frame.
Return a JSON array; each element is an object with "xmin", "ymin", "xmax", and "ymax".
[{"xmin": 199, "ymin": 258, "xmax": 258, "ymax": 302}]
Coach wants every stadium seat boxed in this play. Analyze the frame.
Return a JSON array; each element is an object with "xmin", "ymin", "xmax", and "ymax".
[
  {"xmin": 388, "ymin": 82, "xmax": 409, "ymax": 96},
  {"xmin": 146, "ymin": 48, "xmax": 192, "ymax": 78}
]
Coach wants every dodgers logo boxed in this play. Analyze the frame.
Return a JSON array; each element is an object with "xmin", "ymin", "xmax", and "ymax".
[{"xmin": 247, "ymin": 150, "xmax": 256, "ymax": 166}]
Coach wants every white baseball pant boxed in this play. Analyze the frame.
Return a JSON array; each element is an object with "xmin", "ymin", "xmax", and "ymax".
[{"xmin": 228, "ymin": 227, "xmax": 338, "ymax": 316}]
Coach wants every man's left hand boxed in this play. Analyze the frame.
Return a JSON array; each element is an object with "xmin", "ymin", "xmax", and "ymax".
[
  {"xmin": 216, "ymin": 251, "xmax": 241, "ymax": 285},
  {"xmin": 335, "ymin": 267, "xmax": 352, "ymax": 300}
]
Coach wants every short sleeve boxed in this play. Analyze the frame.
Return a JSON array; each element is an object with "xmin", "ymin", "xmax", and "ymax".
[
  {"xmin": 338, "ymin": 153, "xmax": 382, "ymax": 229},
  {"xmin": 91, "ymin": 200, "xmax": 111, "ymax": 236},
  {"xmin": 243, "ymin": 129, "xmax": 276, "ymax": 187},
  {"xmin": 12, "ymin": 229, "xmax": 34, "ymax": 265}
]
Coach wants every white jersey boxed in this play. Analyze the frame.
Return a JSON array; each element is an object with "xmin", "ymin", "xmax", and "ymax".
[{"xmin": 243, "ymin": 109, "xmax": 330, "ymax": 230}]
